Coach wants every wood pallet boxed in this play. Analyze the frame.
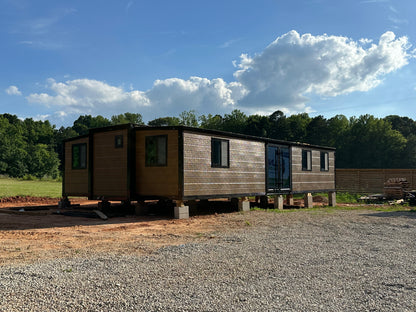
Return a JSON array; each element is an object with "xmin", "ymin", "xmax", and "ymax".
[{"xmin": 384, "ymin": 178, "xmax": 410, "ymax": 199}]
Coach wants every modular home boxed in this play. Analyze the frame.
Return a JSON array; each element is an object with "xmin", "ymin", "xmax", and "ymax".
[{"xmin": 63, "ymin": 124, "xmax": 336, "ymax": 217}]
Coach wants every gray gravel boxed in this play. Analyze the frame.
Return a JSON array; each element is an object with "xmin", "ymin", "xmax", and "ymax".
[{"xmin": 1, "ymin": 209, "xmax": 416, "ymax": 311}]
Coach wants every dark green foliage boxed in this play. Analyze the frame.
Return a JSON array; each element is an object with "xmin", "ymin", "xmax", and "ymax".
[
  {"xmin": 0, "ymin": 115, "xmax": 59, "ymax": 178},
  {"xmin": 148, "ymin": 116, "xmax": 180, "ymax": 126},
  {"xmin": 111, "ymin": 113, "xmax": 144, "ymax": 125}
]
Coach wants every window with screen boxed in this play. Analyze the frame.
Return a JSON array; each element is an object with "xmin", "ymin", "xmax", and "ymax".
[
  {"xmin": 302, "ymin": 149, "xmax": 312, "ymax": 171},
  {"xmin": 115, "ymin": 135, "xmax": 123, "ymax": 148},
  {"xmin": 211, "ymin": 138, "xmax": 229, "ymax": 168},
  {"xmin": 320, "ymin": 152, "xmax": 329, "ymax": 171},
  {"xmin": 72, "ymin": 143, "xmax": 87, "ymax": 169},
  {"xmin": 145, "ymin": 135, "xmax": 167, "ymax": 166}
]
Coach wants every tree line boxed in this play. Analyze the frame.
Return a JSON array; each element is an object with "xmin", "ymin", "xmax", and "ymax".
[{"xmin": 1, "ymin": 110, "xmax": 415, "ymax": 179}]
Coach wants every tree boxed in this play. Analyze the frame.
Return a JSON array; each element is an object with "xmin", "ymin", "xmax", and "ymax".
[
  {"xmin": 111, "ymin": 113, "xmax": 144, "ymax": 125},
  {"xmin": 287, "ymin": 113, "xmax": 311, "ymax": 142},
  {"xmin": 199, "ymin": 114, "xmax": 224, "ymax": 131},
  {"xmin": 339, "ymin": 115, "xmax": 406, "ymax": 168},
  {"xmin": 222, "ymin": 109, "xmax": 248, "ymax": 134},
  {"xmin": 0, "ymin": 116, "xmax": 28, "ymax": 177},
  {"xmin": 72, "ymin": 115, "xmax": 111, "ymax": 135},
  {"xmin": 305, "ymin": 115, "xmax": 328, "ymax": 146},
  {"xmin": 268, "ymin": 110, "xmax": 291, "ymax": 141},
  {"xmin": 244, "ymin": 114, "xmax": 269, "ymax": 137},
  {"xmin": 385, "ymin": 115, "xmax": 416, "ymax": 138},
  {"xmin": 179, "ymin": 110, "xmax": 199, "ymax": 127},
  {"xmin": 148, "ymin": 116, "xmax": 180, "ymax": 126}
]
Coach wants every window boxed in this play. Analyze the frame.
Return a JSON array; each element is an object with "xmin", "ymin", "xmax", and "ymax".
[
  {"xmin": 211, "ymin": 138, "xmax": 229, "ymax": 168},
  {"xmin": 320, "ymin": 152, "xmax": 329, "ymax": 171},
  {"xmin": 72, "ymin": 143, "xmax": 87, "ymax": 169},
  {"xmin": 145, "ymin": 135, "xmax": 167, "ymax": 166},
  {"xmin": 302, "ymin": 149, "xmax": 312, "ymax": 171},
  {"xmin": 115, "ymin": 135, "xmax": 123, "ymax": 148}
]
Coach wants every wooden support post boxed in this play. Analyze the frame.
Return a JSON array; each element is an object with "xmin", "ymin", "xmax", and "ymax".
[
  {"xmin": 328, "ymin": 191, "xmax": 336, "ymax": 207},
  {"xmin": 238, "ymin": 196, "xmax": 250, "ymax": 212},
  {"xmin": 304, "ymin": 193, "xmax": 313, "ymax": 208},
  {"xmin": 286, "ymin": 194, "xmax": 294, "ymax": 206},
  {"xmin": 274, "ymin": 195, "xmax": 284, "ymax": 210},
  {"xmin": 174, "ymin": 200, "xmax": 189, "ymax": 219}
]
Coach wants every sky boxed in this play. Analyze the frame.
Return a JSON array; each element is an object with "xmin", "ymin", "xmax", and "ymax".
[{"xmin": 1, "ymin": 0, "xmax": 415, "ymax": 127}]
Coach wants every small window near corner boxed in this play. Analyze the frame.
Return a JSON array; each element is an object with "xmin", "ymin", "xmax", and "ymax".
[
  {"xmin": 302, "ymin": 149, "xmax": 312, "ymax": 171},
  {"xmin": 320, "ymin": 152, "xmax": 329, "ymax": 171},
  {"xmin": 211, "ymin": 138, "xmax": 229, "ymax": 168},
  {"xmin": 145, "ymin": 135, "xmax": 167, "ymax": 166},
  {"xmin": 72, "ymin": 143, "xmax": 87, "ymax": 169},
  {"xmin": 115, "ymin": 135, "xmax": 123, "ymax": 148}
]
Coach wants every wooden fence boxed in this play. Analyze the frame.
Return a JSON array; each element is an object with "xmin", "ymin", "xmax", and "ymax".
[{"xmin": 336, "ymin": 169, "xmax": 416, "ymax": 193}]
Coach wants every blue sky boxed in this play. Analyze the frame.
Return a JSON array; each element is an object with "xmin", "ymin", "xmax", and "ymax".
[{"xmin": 1, "ymin": 0, "xmax": 415, "ymax": 127}]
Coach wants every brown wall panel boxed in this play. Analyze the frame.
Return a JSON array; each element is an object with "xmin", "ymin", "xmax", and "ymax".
[
  {"xmin": 135, "ymin": 129, "xmax": 179, "ymax": 198},
  {"xmin": 183, "ymin": 131, "xmax": 265, "ymax": 197},
  {"xmin": 92, "ymin": 129, "xmax": 129, "ymax": 198},
  {"xmin": 291, "ymin": 147, "xmax": 335, "ymax": 192},
  {"xmin": 64, "ymin": 137, "xmax": 89, "ymax": 196}
]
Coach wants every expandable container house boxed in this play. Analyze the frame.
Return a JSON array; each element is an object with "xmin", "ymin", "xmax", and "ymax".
[{"xmin": 63, "ymin": 124, "xmax": 336, "ymax": 206}]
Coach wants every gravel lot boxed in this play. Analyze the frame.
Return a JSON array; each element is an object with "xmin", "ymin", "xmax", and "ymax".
[{"xmin": 1, "ymin": 208, "xmax": 415, "ymax": 311}]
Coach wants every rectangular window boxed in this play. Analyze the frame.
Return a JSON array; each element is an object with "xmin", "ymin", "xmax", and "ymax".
[
  {"xmin": 145, "ymin": 135, "xmax": 167, "ymax": 166},
  {"xmin": 320, "ymin": 152, "xmax": 329, "ymax": 171},
  {"xmin": 211, "ymin": 138, "xmax": 229, "ymax": 168},
  {"xmin": 302, "ymin": 149, "xmax": 312, "ymax": 171},
  {"xmin": 72, "ymin": 143, "xmax": 87, "ymax": 169},
  {"xmin": 115, "ymin": 135, "xmax": 123, "ymax": 148}
]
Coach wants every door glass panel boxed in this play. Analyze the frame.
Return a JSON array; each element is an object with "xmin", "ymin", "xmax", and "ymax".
[
  {"xmin": 267, "ymin": 145, "xmax": 290, "ymax": 191},
  {"xmin": 280, "ymin": 147, "xmax": 290, "ymax": 189},
  {"xmin": 267, "ymin": 146, "xmax": 278, "ymax": 191}
]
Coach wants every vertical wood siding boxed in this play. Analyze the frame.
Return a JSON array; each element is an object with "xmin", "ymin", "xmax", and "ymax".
[
  {"xmin": 92, "ymin": 129, "xmax": 128, "ymax": 198},
  {"xmin": 291, "ymin": 147, "xmax": 335, "ymax": 192},
  {"xmin": 183, "ymin": 131, "xmax": 265, "ymax": 197},
  {"xmin": 64, "ymin": 138, "xmax": 89, "ymax": 196},
  {"xmin": 336, "ymin": 169, "xmax": 416, "ymax": 193},
  {"xmin": 135, "ymin": 129, "xmax": 179, "ymax": 198}
]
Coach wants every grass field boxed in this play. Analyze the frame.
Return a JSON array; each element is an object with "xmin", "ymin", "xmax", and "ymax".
[{"xmin": 0, "ymin": 177, "xmax": 62, "ymax": 198}]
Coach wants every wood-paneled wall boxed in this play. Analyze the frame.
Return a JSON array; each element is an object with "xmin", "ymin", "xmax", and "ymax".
[
  {"xmin": 92, "ymin": 129, "xmax": 128, "ymax": 198},
  {"xmin": 135, "ymin": 129, "xmax": 179, "ymax": 198},
  {"xmin": 291, "ymin": 147, "xmax": 335, "ymax": 192},
  {"xmin": 336, "ymin": 169, "xmax": 416, "ymax": 193},
  {"xmin": 64, "ymin": 137, "xmax": 89, "ymax": 196},
  {"xmin": 183, "ymin": 131, "xmax": 265, "ymax": 197}
]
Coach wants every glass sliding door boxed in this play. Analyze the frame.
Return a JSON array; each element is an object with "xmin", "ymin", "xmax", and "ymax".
[{"xmin": 267, "ymin": 145, "xmax": 290, "ymax": 192}]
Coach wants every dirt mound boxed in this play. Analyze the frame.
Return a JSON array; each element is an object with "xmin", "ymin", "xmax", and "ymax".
[
  {"xmin": 0, "ymin": 196, "xmax": 58, "ymax": 204},
  {"xmin": 0, "ymin": 196, "xmax": 62, "ymax": 208}
]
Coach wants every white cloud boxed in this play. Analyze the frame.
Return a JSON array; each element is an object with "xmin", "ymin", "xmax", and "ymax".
[
  {"xmin": 25, "ymin": 30, "xmax": 413, "ymax": 120},
  {"xmin": 27, "ymin": 78, "xmax": 150, "ymax": 116},
  {"xmin": 233, "ymin": 30, "xmax": 413, "ymax": 113},
  {"xmin": 5, "ymin": 85, "xmax": 22, "ymax": 96}
]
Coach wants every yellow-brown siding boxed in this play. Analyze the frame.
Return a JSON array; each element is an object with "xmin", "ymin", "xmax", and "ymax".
[
  {"xmin": 92, "ymin": 129, "xmax": 128, "ymax": 198},
  {"xmin": 64, "ymin": 137, "xmax": 89, "ymax": 196},
  {"xmin": 291, "ymin": 147, "xmax": 335, "ymax": 192},
  {"xmin": 183, "ymin": 131, "xmax": 265, "ymax": 197},
  {"xmin": 135, "ymin": 130, "xmax": 179, "ymax": 198}
]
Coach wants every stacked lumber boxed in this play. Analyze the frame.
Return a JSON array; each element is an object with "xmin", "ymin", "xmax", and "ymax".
[{"xmin": 384, "ymin": 178, "xmax": 410, "ymax": 199}]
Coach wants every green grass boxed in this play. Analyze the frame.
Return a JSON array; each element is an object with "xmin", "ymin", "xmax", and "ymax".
[{"xmin": 0, "ymin": 177, "xmax": 62, "ymax": 199}]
